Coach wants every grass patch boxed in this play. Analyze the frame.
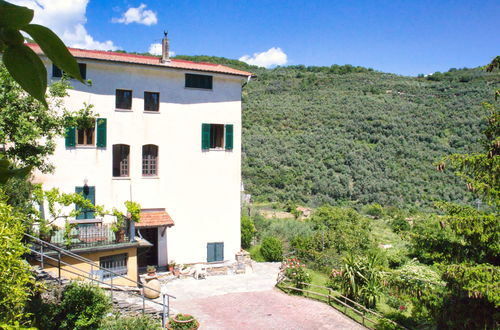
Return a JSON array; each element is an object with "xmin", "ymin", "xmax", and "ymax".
[{"xmin": 249, "ymin": 244, "xmax": 265, "ymax": 262}]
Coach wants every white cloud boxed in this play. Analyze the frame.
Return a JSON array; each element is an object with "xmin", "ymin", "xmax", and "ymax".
[
  {"xmin": 112, "ymin": 4, "xmax": 157, "ymax": 26},
  {"xmin": 148, "ymin": 43, "xmax": 175, "ymax": 57},
  {"xmin": 11, "ymin": 0, "xmax": 118, "ymax": 50},
  {"xmin": 239, "ymin": 47, "xmax": 288, "ymax": 68}
]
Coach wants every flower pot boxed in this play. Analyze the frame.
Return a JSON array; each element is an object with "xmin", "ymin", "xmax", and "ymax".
[
  {"xmin": 40, "ymin": 233, "xmax": 52, "ymax": 243},
  {"xmin": 115, "ymin": 229, "xmax": 125, "ymax": 243},
  {"xmin": 167, "ymin": 314, "xmax": 199, "ymax": 330}
]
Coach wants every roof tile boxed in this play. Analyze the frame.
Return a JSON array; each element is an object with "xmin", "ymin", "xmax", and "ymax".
[{"xmin": 27, "ymin": 43, "xmax": 253, "ymax": 77}]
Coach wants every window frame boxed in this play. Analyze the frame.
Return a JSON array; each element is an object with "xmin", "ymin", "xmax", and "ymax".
[
  {"xmin": 112, "ymin": 144, "xmax": 130, "ymax": 178},
  {"xmin": 144, "ymin": 91, "xmax": 160, "ymax": 112},
  {"xmin": 76, "ymin": 126, "xmax": 95, "ymax": 146},
  {"xmin": 99, "ymin": 253, "xmax": 128, "ymax": 280},
  {"xmin": 142, "ymin": 144, "xmax": 159, "ymax": 177},
  {"xmin": 115, "ymin": 89, "xmax": 133, "ymax": 110},
  {"xmin": 185, "ymin": 73, "xmax": 213, "ymax": 90},
  {"xmin": 202, "ymin": 123, "xmax": 234, "ymax": 151},
  {"xmin": 207, "ymin": 242, "xmax": 224, "ymax": 263},
  {"xmin": 52, "ymin": 63, "xmax": 87, "ymax": 80}
]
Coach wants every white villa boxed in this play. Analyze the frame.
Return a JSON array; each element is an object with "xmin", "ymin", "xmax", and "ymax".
[{"xmin": 29, "ymin": 36, "xmax": 252, "ymax": 277}]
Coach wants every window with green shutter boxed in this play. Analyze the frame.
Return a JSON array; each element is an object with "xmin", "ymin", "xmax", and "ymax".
[
  {"xmin": 64, "ymin": 118, "xmax": 106, "ymax": 148},
  {"xmin": 96, "ymin": 118, "xmax": 107, "ymax": 148},
  {"xmin": 75, "ymin": 186, "xmax": 95, "ymax": 219},
  {"xmin": 65, "ymin": 127, "xmax": 76, "ymax": 147},
  {"xmin": 207, "ymin": 242, "xmax": 224, "ymax": 262},
  {"xmin": 201, "ymin": 124, "xmax": 234, "ymax": 151}
]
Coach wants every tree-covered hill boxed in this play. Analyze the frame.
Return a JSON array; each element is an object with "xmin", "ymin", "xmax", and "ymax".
[{"xmin": 176, "ymin": 55, "xmax": 500, "ymax": 208}]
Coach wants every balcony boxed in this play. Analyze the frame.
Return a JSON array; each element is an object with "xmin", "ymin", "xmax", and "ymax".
[{"xmin": 47, "ymin": 221, "xmax": 130, "ymax": 250}]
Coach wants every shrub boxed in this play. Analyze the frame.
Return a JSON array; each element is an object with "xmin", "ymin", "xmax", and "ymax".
[
  {"xmin": 57, "ymin": 282, "xmax": 111, "ymax": 330},
  {"xmin": 260, "ymin": 237, "xmax": 283, "ymax": 261},
  {"xmin": 0, "ymin": 193, "xmax": 34, "ymax": 324},
  {"xmin": 249, "ymin": 245, "xmax": 265, "ymax": 262},
  {"xmin": 240, "ymin": 215, "xmax": 255, "ymax": 249},
  {"xmin": 363, "ymin": 203, "xmax": 384, "ymax": 219},
  {"xmin": 100, "ymin": 314, "xmax": 162, "ymax": 329},
  {"xmin": 283, "ymin": 258, "xmax": 311, "ymax": 293}
]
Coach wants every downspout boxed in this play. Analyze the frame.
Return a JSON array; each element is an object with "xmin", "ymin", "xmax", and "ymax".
[{"xmin": 242, "ymin": 75, "xmax": 252, "ymax": 88}]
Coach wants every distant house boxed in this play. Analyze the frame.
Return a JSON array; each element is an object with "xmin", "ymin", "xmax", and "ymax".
[{"xmin": 29, "ymin": 35, "xmax": 253, "ymax": 282}]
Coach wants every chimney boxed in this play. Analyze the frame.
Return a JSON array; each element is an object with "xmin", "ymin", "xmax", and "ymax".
[{"xmin": 161, "ymin": 31, "xmax": 170, "ymax": 63}]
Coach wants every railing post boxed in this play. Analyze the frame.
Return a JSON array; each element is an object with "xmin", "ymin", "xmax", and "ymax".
[
  {"xmin": 57, "ymin": 251, "xmax": 61, "ymax": 284},
  {"xmin": 328, "ymin": 288, "xmax": 331, "ymax": 305},
  {"xmin": 110, "ymin": 276, "xmax": 114, "ymax": 301},
  {"xmin": 344, "ymin": 296, "xmax": 347, "ymax": 313},
  {"xmin": 90, "ymin": 265, "xmax": 94, "ymax": 285},
  {"xmin": 162, "ymin": 294, "xmax": 166, "ymax": 328},
  {"xmin": 167, "ymin": 295, "xmax": 170, "ymax": 319},
  {"xmin": 40, "ymin": 244, "xmax": 44, "ymax": 268},
  {"xmin": 142, "ymin": 288, "xmax": 145, "ymax": 315}
]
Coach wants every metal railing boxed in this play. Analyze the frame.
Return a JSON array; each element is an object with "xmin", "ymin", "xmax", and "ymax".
[
  {"xmin": 276, "ymin": 275, "xmax": 406, "ymax": 329},
  {"xmin": 47, "ymin": 223, "xmax": 129, "ymax": 250},
  {"xmin": 25, "ymin": 233, "xmax": 175, "ymax": 327}
]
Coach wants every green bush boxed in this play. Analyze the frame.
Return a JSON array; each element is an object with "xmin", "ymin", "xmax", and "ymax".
[
  {"xmin": 249, "ymin": 245, "xmax": 265, "ymax": 262},
  {"xmin": 57, "ymin": 282, "xmax": 111, "ymax": 330},
  {"xmin": 240, "ymin": 215, "xmax": 255, "ymax": 249},
  {"xmin": 0, "ymin": 192, "xmax": 34, "ymax": 325},
  {"xmin": 260, "ymin": 237, "xmax": 283, "ymax": 261},
  {"xmin": 363, "ymin": 203, "xmax": 384, "ymax": 219},
  {"xmin": 99, "ymin": 314, "xmax": 162, "ymax": 329}
]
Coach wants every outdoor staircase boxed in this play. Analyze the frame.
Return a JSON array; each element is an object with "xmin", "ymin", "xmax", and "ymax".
[{"xmin": 25, "ymin": 233, "xmax": 175, "ymax": 324}]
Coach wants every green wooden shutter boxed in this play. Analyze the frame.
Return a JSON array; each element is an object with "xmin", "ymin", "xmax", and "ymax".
[
  {"xmin": 225, "ymin": 124, "xmax": 233, "ymax": 150},
  {"xmin": 75, "ymin": 186, "xmax": 84, "ymax": 219},
  {"xmin": 215, "ymin": 243, "xmax": 224, "ymax": 261},
  {"xmin": 65, "ymin": 127, "xmax": 76, "ymax": 147},
  {"xmin": 207, "ymin": 243, "xmax": 215, "ymax": 262},
  {"xmin": 202, "ymin": 123, "xmax": 211, "ymax": 150},
  {"xmin": 96, "ymin": 118, "xmax": 107, "ymax": 148},
  {"xmin": 86, "ymin": 186, "xmax": 95, "ymax": 219},
  {"xmin": 75, "ymin": 186, "xmax": 95, "ymax": 219}
]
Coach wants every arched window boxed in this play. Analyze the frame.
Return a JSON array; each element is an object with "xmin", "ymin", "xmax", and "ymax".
[
  {"xmin": 142, "ymin": 144, "xmax": 158, "ymax": 176},
  {"xmin": 112, "ymin": 144, "xmax": 130, "ymax": 177}
]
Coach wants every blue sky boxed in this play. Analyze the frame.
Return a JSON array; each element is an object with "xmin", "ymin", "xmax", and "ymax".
[{"xmin": 15, "ymin": 0, "xmax": 500, "ymax": 76}]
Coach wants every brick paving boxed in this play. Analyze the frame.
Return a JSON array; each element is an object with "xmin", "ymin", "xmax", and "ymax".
[
  {"xmin": 172, "ymin": 289, "xmax": 365, "ymax": 330},
  {"xmin": 165, "ymin": 262, "xmax": 365, "ymax": 330}
]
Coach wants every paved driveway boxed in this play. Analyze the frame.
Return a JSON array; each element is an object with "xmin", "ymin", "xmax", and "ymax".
[{"xmin": 163, "ymin": 262, "xmax": 364, "ymax": 330}]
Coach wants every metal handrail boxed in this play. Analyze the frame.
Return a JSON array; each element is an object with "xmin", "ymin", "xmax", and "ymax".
[
  {"xmin": 25, "ymin": 233, "xmax": 175, "ymax": 299},
  {"xmin": 26, "ymin": 233, "xmax": 176, "ymax": 327}
]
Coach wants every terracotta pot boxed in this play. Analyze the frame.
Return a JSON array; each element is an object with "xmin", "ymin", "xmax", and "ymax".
[
  {"xmin": 40, "ymin": 233, "xmax": 52, "ymax": 243},
  {"xmin": 115, "ymin": 229, "xmax": 125, "ymax": 243},
  {"xmin": 168, "ymin": 314, "xmax": 199, "ymax": 330},
  {"xmin": 143, "ymin": 276, "xmax": 160, "ymax": 299}
]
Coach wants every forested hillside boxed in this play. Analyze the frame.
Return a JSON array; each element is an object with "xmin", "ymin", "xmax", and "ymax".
[{"xmin": 177, "ymin": 55, "xmax": 500, "ymax": 208}]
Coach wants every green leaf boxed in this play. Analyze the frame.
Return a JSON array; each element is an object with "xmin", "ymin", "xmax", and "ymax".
[
  {"xmin": 3, "ymin": 43, "xmax": 48, "ymax": 107},
  {"xmin": 21, "ymin": 24, "xmax": 84, "ymax": 83},
  {"xmin": 0, "ymin": 157, "xmax": 31, "ymax": 184},
  {"xmin": 0, "ymin": 1, "xmax": 34, "ymax": 28}
]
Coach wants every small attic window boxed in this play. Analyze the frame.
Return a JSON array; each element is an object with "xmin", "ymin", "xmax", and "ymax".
[
  {"xmin": 52, "ymin": 63, "xmax": 87, "ymax": 80},
  {"xmin": 185, "ymin": 73, "xmax": 213, "ymax": 90}
]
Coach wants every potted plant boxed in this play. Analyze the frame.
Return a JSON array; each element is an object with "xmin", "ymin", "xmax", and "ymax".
[
  {"xmin": 112, "ymin": 201, "xmax": 141, "ymax": 243},
  {"xmin": 146, "ymin": 265, "xmax": 157, "ymax": 276},
  {"xmin": 111, "ymin": 209, "xmax": 126, "ymax": 243},
  {"xmin": 38, "ymin": 218, "xmax": 57, "ymax": 243},
  {"xmin": 168, "ymin": 260, "xmax": 176, "ymax": 273},
  {"xmin": 167, "ymin": 313, "xmax": 199, "ymax": 330}
]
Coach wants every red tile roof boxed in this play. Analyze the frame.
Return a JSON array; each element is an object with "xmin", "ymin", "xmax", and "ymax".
[
  {"xmin": 27, "ymin": 43, "xmax": 253, "ymax": 77},
  {"xmin": 136, "ymin": 209, "xmax": 174, "ymax": 228}
]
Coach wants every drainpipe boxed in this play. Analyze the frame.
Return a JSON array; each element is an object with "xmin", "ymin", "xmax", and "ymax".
[
  {"xmin": 242, "ymin": 75, "xmax": 252, "ymax": 88},
  {"xmin": 129, "ymin": 219, "xmax": 136, "ymax": 242}
]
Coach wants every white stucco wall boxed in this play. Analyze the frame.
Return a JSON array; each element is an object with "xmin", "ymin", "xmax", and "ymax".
[{"xmin": 34, "ymin": 58, "xmax": 244, "ymax": 265}]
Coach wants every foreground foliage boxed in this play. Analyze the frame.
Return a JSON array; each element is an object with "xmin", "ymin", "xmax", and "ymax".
[{"xmin": 0, "ymin": 190, "xmax": 34, "ymax": 324}]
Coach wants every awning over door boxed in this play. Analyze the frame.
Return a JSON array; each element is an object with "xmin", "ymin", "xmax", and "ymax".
[{"xmin": 136, "ymin": 208, "xmax": 174, "ymax": 228}]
